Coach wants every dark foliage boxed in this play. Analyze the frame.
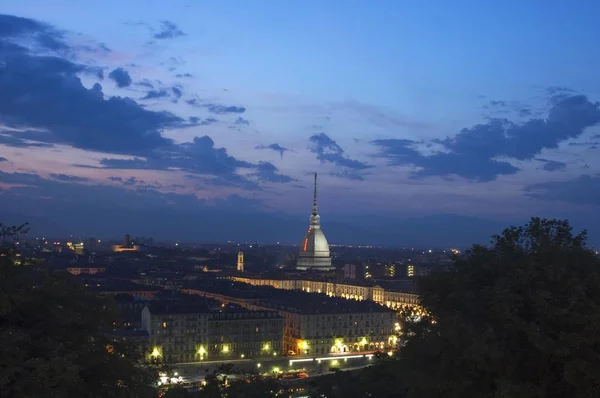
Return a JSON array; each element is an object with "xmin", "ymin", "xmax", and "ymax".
[
  {"xmin": 397, "ymin": 217, "xmax": 600, "ymax": 398},
  {"xmin": 0, "ymin": 223, "xmax": 158, "ymax": 397}
]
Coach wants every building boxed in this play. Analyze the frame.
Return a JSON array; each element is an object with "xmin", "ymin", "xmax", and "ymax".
[
  {"xmin": 237, "ymin": 249, "xmax": 244, "ymax": 272},
  {"xmin": 67, "ymin": 265, "xmax": 106, "ymax": 275},
  {"xmin": 112, "ymin": 234, "xmax": 141, "ymax": 252},
  {"xmin": 230, "ymin": 275, "xmax": 421, "ymax": 311},
  {"xmin": 343, "ymin": 264, "xmax": 362, "ymax": 279},
  {"xmin": 297, "ymin": 173, "xmax": 334, "ymax": 271},
  {"xmin": 183, "ymin": 280, "xmax": 397, "ymax": 356},
  {"xmin": 141, "ymin": 300, "xmax": 284, "ymax": 363}
]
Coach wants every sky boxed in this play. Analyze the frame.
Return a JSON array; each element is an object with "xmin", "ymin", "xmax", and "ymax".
[{"xmin": 1, "ymin": 1, "xmax": 600, "ymax": 247}]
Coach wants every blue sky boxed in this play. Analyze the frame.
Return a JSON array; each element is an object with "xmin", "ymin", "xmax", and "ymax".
[{"xmin": 1, "ymin": 1, "xmax": 600, "ymax": 246}]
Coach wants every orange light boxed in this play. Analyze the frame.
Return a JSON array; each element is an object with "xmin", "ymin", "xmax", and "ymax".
[{"xmin": 303, "ymin": 238, "xmax": 308, "ymax": 251}]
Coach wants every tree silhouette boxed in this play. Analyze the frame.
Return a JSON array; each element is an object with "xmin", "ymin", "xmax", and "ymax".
[
  {"xmin": 397, "ymin": 217, "xmax": 600, "ymax": 398},
  {"xmin": 0, "ymin": 223, "xmax": 158, "ymax": 397}
]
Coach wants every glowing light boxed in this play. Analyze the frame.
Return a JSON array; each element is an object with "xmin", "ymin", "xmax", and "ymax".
[
  {"xmin": 298, "ymin": 340, "xmax": 309, "ymax": 351},
  {"xmin": 262, "ymin": 343, "xmax": 271, "ymax": 351},
  {"xmin": 198, "ymin": 346, "xmax": 206, "ymax": 355},
  {"xmin": 359, "ymin": 337, "xmax": 368, "ymax": 346},
  {"xmin": 257, "ymin": 363, "xmax": 261, "ymax": 368},
  {"xmin": 240, "ymin": 354, "xmax": 245, "ymax": 358},
  {"xmin": 222, "ymin": 345, "xmax": 230, "ymax": 353},
  {"xmin": 273, "ymin": 367, "xmax": 281, "ymax": 373},
  {"xmin": 150, "ymin": 347, "xmax": 161, "ymax": 358},
  {"xmin": 303, "ymin": 238, "xmax": 308, "ymax": 251}
]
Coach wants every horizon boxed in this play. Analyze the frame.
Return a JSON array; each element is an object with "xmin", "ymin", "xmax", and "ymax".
[{"xmin": 1, "ymin": 1, "xmax": 600, "ymax": 247}]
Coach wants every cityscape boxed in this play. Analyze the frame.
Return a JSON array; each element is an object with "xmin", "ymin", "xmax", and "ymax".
[{"xmin": 2, "ymin": 2, "xmax": 600, "ymax": 398}]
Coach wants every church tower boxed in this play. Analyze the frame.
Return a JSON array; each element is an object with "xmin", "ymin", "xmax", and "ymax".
[{"xmin": 237, "ymin": 249, "xmax": 244, "ymax": 272}]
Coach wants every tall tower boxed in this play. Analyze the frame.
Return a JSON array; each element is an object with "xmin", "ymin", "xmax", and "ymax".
[
  {"xmin": 296, "ymin": 173, "xmax": 333, "ymax": 271},
  {"xmin": 237, "ymin": 249, "xmax": 244, "ymax": 272}
]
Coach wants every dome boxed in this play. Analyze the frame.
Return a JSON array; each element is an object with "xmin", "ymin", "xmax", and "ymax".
[
  {"xmin": 296, "ymin": 173, "xmax": 333, "ymax": 271},
  {"xmin": 299, "ymin": 226, "xmax": 330, "ymax": 258}
]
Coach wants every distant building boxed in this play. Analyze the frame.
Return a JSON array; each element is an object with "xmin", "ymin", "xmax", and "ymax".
[
  {"xmin": 385, "ymin": 264, "xmax": 396, "ymax": 278},
  {"xmin": 237, "ymin": 249, "xmax": 244, "ymax": 272},
  {"xmin": 407, "ymin": 264, "xmax": 415, "ymax": 277},
  {"xmin": 343, "ymin": 263, "xmax": 362, "ymax": 279},
  {"xmin": 112, "ymin": 233, "xmax": 141, "ymax": 252},
  {"xmin": 67, "ymin": 265, "xmax": 106, "ymax": 275},
  {"xmin": 297, "ymin": 173, "xmax": 334, "ymax": 271}
]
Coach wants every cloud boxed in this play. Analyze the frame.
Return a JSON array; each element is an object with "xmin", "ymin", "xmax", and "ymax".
[
  {"xmin": 108, "ymin": 67, "xmax": 132, "ymax": 88},
  {"xmin": 141, "ymin": 89, "xmax": 170, "ymax": 100},
  {"xmin": 0, "ymin": 19, "xmax": 198, "ymax": 156},
  {"xmin": 309, "ymin": 133, "xmax": 371, "ymax": 172},
  {"xmin": 0, "ymin": 156, "xmax": 6, "ymax": 162},
  {"xmin": 251, "ymin": 162, "xmax": 295, "ymax": 183},
  {"xmin": 175, "ymin": 73, "xmax": 193, "ymax": 78},
  {"xmin": 172, "ymin": 86, "xmax": 182, "ymax": 99},
  {"xmin": 49, "ymin": 173, "xmax": 89, "ymax": 182},
  {"xmin": 153, "ymin": 21, "xmax": 185, "ymax": 40},
  {"xmin": 93, "ymin": 135, "xmax": 293, "ymax": 189},
  {"xmin": 0, "ymin": 14, "xmax": 69, "ymax": 52},
  {"xmin": 0, "ymin": 131, "xmax": 54, "ymax": 148},
  {"xmin": 235, "ymin": 117, "xmax": 250, "ymax": 126},
  {"xmin": 372, "ymin": 94, "xmax": 600, "ymax": 181},
  {"xmin": 535, "ymin": 158, "xmax": 567, "ymax": 172},
  {"xmin": 255, "ymin": 143, "xmax": 290, "ymax": 159},
  {"xmin": 189, "ymin": 117, "xmax": 217, "ymax": 126},
  {"xmin": 205, "ymin": 104, "xmax": 246, "ymax": 114},
  {"xmin": 330, "ymin": 170, "xmax": 366, "ymax": 181},
  {"xmin": 524, "ymin": 174, "xmax": 600, "ymax": 205}
]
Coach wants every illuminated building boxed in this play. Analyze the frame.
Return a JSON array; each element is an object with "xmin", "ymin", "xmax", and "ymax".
[
  {"xmin": 386, "ymin": 264, "xmax": 396, "ymax": 277},
  {"xmin": 237, "ymin": 249, "xmax": 244, "ymax": 272},
  {"xmin": 407, "ymin": 264, "xmax": 415, "ymax": 277},
  {"xmin": 297, "ymin": 173, "xmax": 334, "ymax": 271},
  {"xmin": 141, "ymin": 301, "xmax": 283, "ymax": 363},
  {"xmin": 112, "ymin": 234, "xmax": 140, "ymax": 252},
  {"xmin": 183, "ymin": 281, "xmax": 397, "ymax": 356},
  {"xmin": 67, "ymin": 265, "xmax": 106, "ymax": 275},
  {"xmin": 230, "ymin": 275, "xmax": 421, "ymax": 311},
  {"xmin": 66, "ymin": 241, "xmax": 84, "ymax": 254}
]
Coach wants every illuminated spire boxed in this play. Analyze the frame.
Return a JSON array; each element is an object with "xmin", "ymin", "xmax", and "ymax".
[
  {"xmin": 312, "ymin": 173, "xmax": 318, "ymax": 216},
  {"xmin": 310, "ymin": 173, "xmax": 320, "ymax": 226}
]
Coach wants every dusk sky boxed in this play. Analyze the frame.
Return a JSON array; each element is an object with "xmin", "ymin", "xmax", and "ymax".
[{"xmin": 1, "ymin": 1, "xmax": 600, "ymax": 247}]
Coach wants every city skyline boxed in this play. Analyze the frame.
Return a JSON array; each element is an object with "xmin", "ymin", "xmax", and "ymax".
[{"xmin": 1, "ymin": 1, "xmax": 600, "ymax": 246}]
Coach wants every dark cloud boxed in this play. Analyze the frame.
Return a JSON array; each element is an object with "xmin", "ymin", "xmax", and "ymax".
[
  {"xmin": 93, "ymin": 135, "xmax": 292, "ymax": 189},
  {"xmin": 0, "ymin": 131, "xmax": 54, "ymax": 148},
  {"xmin": 0, "ymin": 19, "xmax": 197, "ymax": 155},
  {"xmin": 189, "ymin": 117, "xmax": 217, "ymax": 126},
  {"xmin": 0, "ymin": 15, "xmax": 289, "ymax": 189},
  {"xmin": 0, "ymin": 156, "xmax": 6, "ymax": 162},
  {"xmin": 372, "ymin": 94, "xmax": 600, "ymax": 181},
  {"xmin": 172, "ymin": 86, "xmax": 182, "ymax": 99},
  {"xmin": 141, "ymin": 89, "xmax": 169, "ymax": 100},
  {"xmin": 535, "ymin": 158, "xmax": 567, "ymax": 172},
  {"xmin": 251, "ymin": 162, "xmax": 295, "ymax": 183},
  {"xmin": 0, "ymin": 14, "xmax": 68, "ymax": 52},
  {"xmin": 49, "ymin": 173, "xmax": 89, "ymax": 182},
  {"xmin": 137, "ymin": 79, "xmax": 154, "ymax": 89},
  {"xmin": 108, "ymin": 67, "xmax": 132, "ymax": 88},
  {"xmin": 175, "ymin": 73, "xmax": 193, "ymax": 78},
  {"xmin": 255, "ymin": 143, "xmax": 290, "ymax": 159},
  {"xmin": 235, "ymin": 117, "xmax": 250, "ymax": 126},
  {"xmin": 205, "ymin": 104, "xmax": 246, "ymax": 114},
  {"xmin": 153, "ymin": 21, "xmax": 185, "ymax": 40},
  {"xmin": 309, "ymin": 133, "xmax": 371, "ymax": 171},
  {"xmin": 524, "ymin": 174, "xmax": 600, "ymax": 205}
]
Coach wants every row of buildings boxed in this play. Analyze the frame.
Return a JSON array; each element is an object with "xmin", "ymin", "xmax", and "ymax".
[
  {"xmin": 179, "ymin": 280, "xmax": 398, "ymax": 358},
  {"xmin": 229, "ymin": 275, "xmax": 420, "ymax": 312}
]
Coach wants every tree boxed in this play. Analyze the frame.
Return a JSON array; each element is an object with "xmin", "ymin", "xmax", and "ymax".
[
  {"xmin": 0, "ymin": 223, "xmax": 158, "ymax": 397},
  {"xmin": 396, "ymin": 218, "xmax": 600, "ymax": 398}
]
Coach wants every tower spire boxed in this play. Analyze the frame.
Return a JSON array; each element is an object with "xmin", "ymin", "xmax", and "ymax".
[{"xmin": 312, "ymin": 172, "xmax": 318, "ymax": 216}]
